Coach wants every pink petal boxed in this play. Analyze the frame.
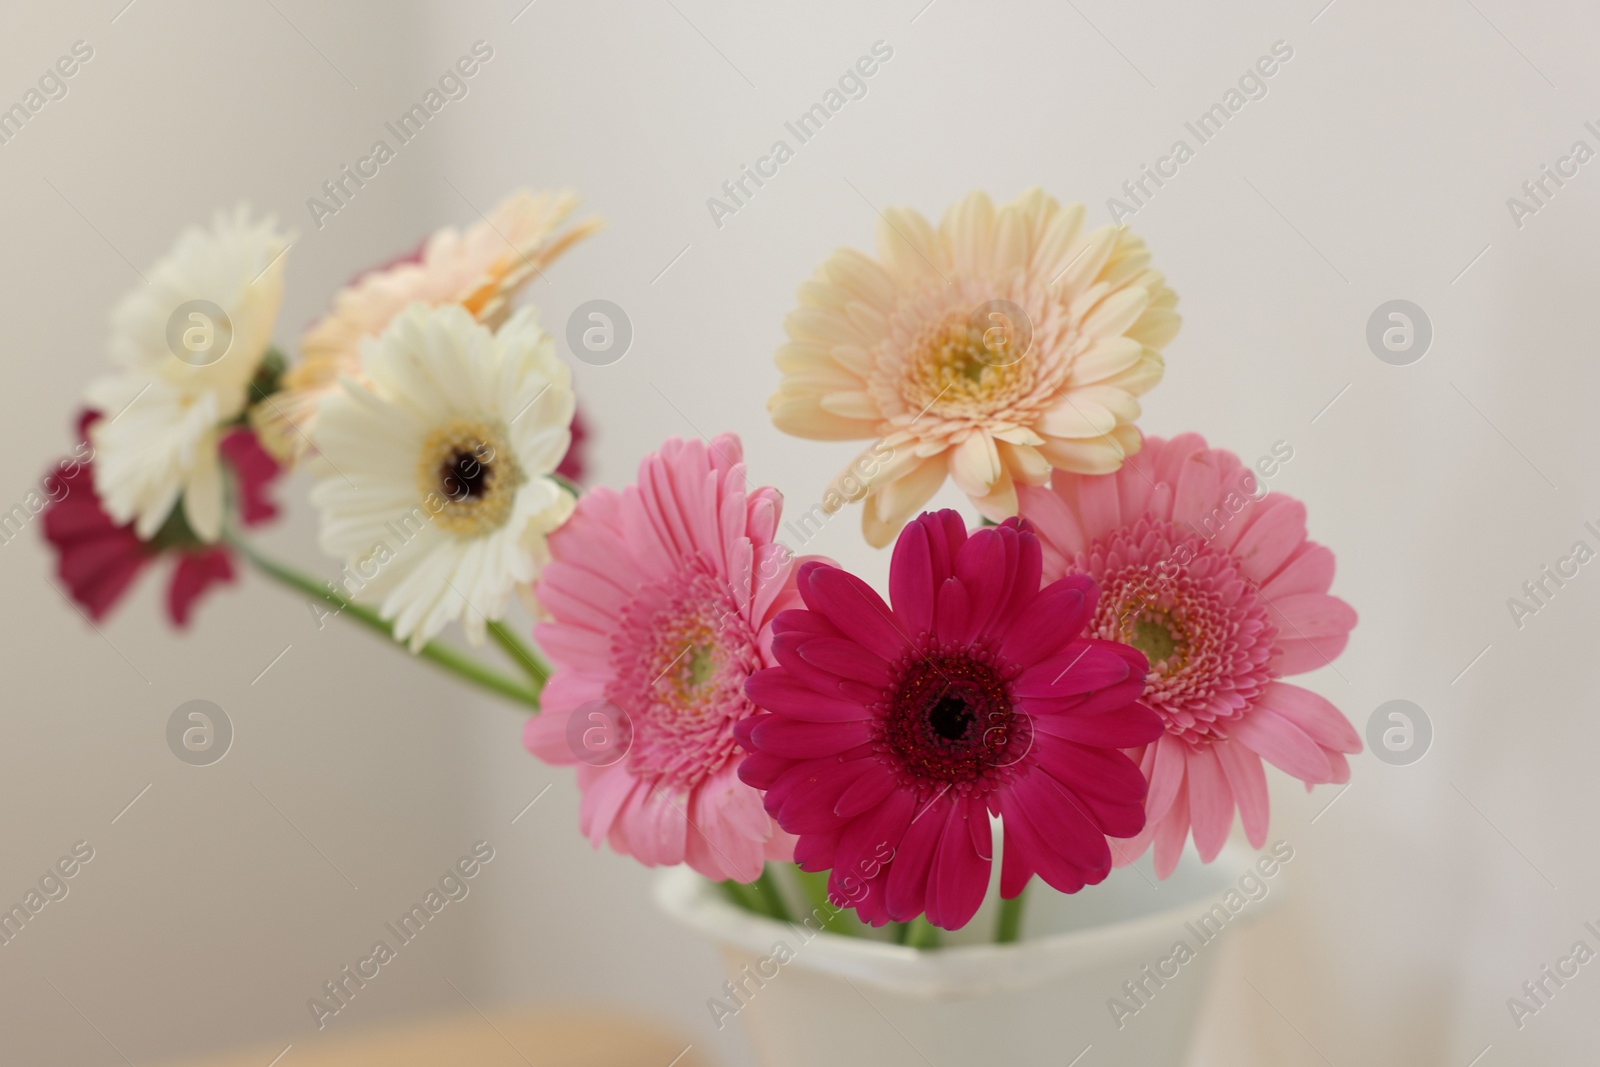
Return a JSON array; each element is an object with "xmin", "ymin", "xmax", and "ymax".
[
  {"xmin": 804, "ymin": 565, "xmax": 908, "ymax": 661},
  {"xmin": 885, "ymin": 799, "xmax": 946, "ymax": 919},
  {"xmin": 1184, "ymin": 744, "xmax": 1234, "ymax": 862},
  {"xmin": 1215, "ymin": 738, "xmax": 1270, "ymax": 848},
  {"xmin": 1016, "ymin": 483, "xmax": 1087, "ymax": 566},
  {"xmin": 1258, "ymin": 682, "xmax": 1361, "ymax": 754},
  {"xmin": 1273, "ymin": 634, "xmax": 1351, "ymax": 676},
  {"xmin": 1000, "ymin": 576, "xmax": 1091, "ymax": 667},
  {"xmin": 749, "ymin": 715, "xmax": 870, "ymax": 759},
  {"xmin": 1151, "ymin": 786, "xmax": 1191, "ymax": 878},
  {"xmin": 998, "ymin": 523, "xmax": 1043, "ymax": 625},
  {"xmin": 1000, "ymin": 780, "xmax": 1109, "ymax": 894},
  {"xmin": 1144, "ymin": 733, "xmax": 1187, "ymax": 824},
  {"xmin": 889, "ymin": 514, "xmax": 936, "ymax": 634},
  {"xmin": 1261, "ymin": 542, "xmax": 1336, "ymax": 598},
  {"xmin": 1030, "ymin": 702, "xmax": 1161, "ymax": 747},
  {"xmin": 1014, "ymin": 642, "xmax": 1132, "ymax": 698},
  {"xmin": 1075, "ymin": 468, "xmax": 1123, "ymax": 542},
  {"xmin": 927, "ymin": 804, "xmax": 990, "ymax": 930},
  {"xmin": 745, "ymin": 669, "xmax": 873, "ymax": 722},
  {"xmin": 795, "ymin": 636, "xmax": 894, "ymax": 687},
  {"xmin": 833, "ymin": 768, "xmax": 899, "ymax": 818},
  {"xmin": 167, "ymin": 548, "xmax": 236, "ymax": 627},
  {"xmin": 1267, "ymin": 592, "xmax": 1358, "ymax": 641},
  {"xmin": 578, "ymin": 764, "xmax": 638, "ymax": 848},
  {"xmin": 1171, "ymin": 451, "xmax": 1222, "ymax": 526},
  {"xmin": 1230, "ymin": 707, "xmax": 1335, "ymax": 783},
  {"xmin": 935, "ymin": 575, "xmax": 970, "ymax": 638},
  {"xmin": 1230, "ymin": 498, "xmax": 1307, "ymax": 583},
  {"xmin": 1034, "ymin": 744, "xmax": 1148, "ymax": 838},
  {"xmin": 953, "ymin": 525, "xmax": 1008, "ymax": 642}
]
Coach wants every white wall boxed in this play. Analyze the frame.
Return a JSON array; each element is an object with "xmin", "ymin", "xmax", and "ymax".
[{"xmin": 4, "ymin": 0, "xmax": 1598, "ymax": 1064}]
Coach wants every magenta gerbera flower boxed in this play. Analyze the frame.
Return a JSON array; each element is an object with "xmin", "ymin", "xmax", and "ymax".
[
  {"xmin": 524, "ymin": 434, "xmax": 800, "ymax": 882},
  {"xmin": 1017, "ymin": 433, "xmax": 1360, "ymax": 877},
  {"xmin": 737, "ymin": 510, "xmax": 1162, "ymax": 930},
  {"xmin": 42, "ymin": 413, "xmax": 282, "ymax": 627}
]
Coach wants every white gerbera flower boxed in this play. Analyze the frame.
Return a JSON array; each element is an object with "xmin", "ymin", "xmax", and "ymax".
[
  {"xmin": 86, "ymin": 206, "xmax": 289, "ymax": 541},
  {"xmin": 310, "ymin": 302, "xmax": 576, "ymax": 651}
]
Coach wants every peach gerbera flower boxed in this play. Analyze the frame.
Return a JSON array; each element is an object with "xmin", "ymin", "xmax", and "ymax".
[
  {"xmin": 771, "ymin": 189, "xmax": 1179, "ymax": 547},
  {"xmin": 257, "ymin": 188, "xmax": 601, "ymax": 462}
]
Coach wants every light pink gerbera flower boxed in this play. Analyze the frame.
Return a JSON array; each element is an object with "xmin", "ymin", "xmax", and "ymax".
[
  {"xmin": 737, "ymin": 511, "xmax": 1161, "ymax": 929},
  {"xmin": 1018, "ymin": 433, "xmax": 1360, "ymax": 877},
  {"xmin": 771, "ymin": 189, "xmax": 1180, "ymax": 547},
  {"xmin": 524, "ymin": 434, "xmax": 799, "ymax": 881}
]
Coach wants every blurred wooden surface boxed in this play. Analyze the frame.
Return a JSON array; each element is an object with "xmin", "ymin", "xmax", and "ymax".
[{"xmin": 163, "ymin": 1007, "xmax": 712, "ymax": 1067}]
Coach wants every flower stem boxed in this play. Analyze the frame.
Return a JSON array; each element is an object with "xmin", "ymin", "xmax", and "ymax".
[
  {"xmin": 753, "ymin": 866, "xmax": 794, "ymax": 923},
  {"xmin": 488, "ymin": 619, "xmax": 551, "ymax": 690},
  {"xmin": 901, "ymin": 916, "xmax": 941, "ymax": 950},
  {"xmin": 995, "ymin": 889, "xmax": 1027, "ymax": 944},
  {"xmin": 791, "ymin": 865, "xmax": 860, "ymax": 938},
  {"xmin": 720, "ymin": 878, "xmax": 769, "ymax": 916},
  {"xmin": 226, "ymin": 534, "xmax": 543, "ymax": 711}
]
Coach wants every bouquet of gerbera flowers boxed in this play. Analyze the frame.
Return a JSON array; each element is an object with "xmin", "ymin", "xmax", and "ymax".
[{"xmin": 43, "ymin": 186, "xmax": 1359, "ymax": 945}]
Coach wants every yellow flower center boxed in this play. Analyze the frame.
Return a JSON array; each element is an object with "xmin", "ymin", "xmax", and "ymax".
[
  {"xmin": 416, "ymin": 419, "xmax": 525, "ymax": 537},
  {"xmin": 1117, "ymin": 598, "xmax": 1190, "ymax": 673},
  {"xmin": 902, "ymin": 314, "xmax": 1034, "ymax": 420}
]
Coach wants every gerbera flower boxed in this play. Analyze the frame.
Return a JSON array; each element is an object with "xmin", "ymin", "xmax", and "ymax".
[
  {"xmin": 1017, "ymin": 433, "xmax": 1360, "ymax": 877},
  {"xmin": 43, "ymin": 413, "xmax": 283, "ymax": 626},
  {"xmin": 86, "ymin": 206, "xmax": 289, "ymax": 541},
  {"xmin": 523, "ymin": 434, "xmax": 800, "ymax": 882},
  {"xmin": 259, "ymin": 189, "xmax": 601, "ymax": 462},
  {"xmin": 308, "ymin": 303, "xmax": 575, "ymax": 651},
  {"xmin": 770, "ymin": 189, "xmax": 1180, "ymax": 547},
  {"xmin": 737, "ymin": 510, "xmax": 1161, "ymax": 930}
]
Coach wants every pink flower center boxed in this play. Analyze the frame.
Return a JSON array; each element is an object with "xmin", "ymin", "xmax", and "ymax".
[
  {"xmin": 877, "ymin": 646, "xmax": 1031, "ymax": 794},
  {"xmin": 612, "ymin": 565, "xmax": 761, "ymax": 788},
  {"xmin": 1081, "ymin": 520, "xmax": 1278, "ymax": 744}
]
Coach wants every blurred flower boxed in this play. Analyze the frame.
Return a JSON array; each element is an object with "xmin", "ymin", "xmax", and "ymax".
[
  {"xmin": 524, "ymin": 434, "xmax": 801, "ymax": 882},
  {"xmin": 309, "ymin": 304, "xmax": 574, "ymax": 651},
  {"xmin": 770, "ymin": 189, "xmax": 1179, "ymax": 547},
  {"xmin": 260, "ymin": 189, "xmax": 601, "ymax": 462},
  {"xmin": 738, "ymin": 510, "xmax": 1161, "ymax": 929},
  {"xmin": 85, "ymin": 207, "xmax": 289, "ymax": 542},
  {"xmin": 555, "ymin": 406, "xmax": 588, "ymax": 485},
  {"xmin": 42, "ymin": 413, "xmax": 282, "ymax": 626},
  {"xmin": 1018, "ymin": 433, "xmax": 1360, "ymax": 878}
]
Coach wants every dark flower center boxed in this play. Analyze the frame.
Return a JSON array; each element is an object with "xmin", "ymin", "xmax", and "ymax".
[
  {"xmin": 440, "ymin": 449, "xmax": 491, "ymax": 500},
  {"xmin": 880, "ymin": 651, "xmax": 1026, "ymax": 787},
  {"xmin": 928, "ymin": 694, "xmax": 975, "ymax": 741},
  {"xmin": 416, "ymin": 419, "xmax": 525, "ymax": 538}
]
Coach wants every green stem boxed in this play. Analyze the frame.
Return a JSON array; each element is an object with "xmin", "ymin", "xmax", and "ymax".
[
  {"xmin": 791, "ymin": 866, "xmax": 859, "ymax": 938},
  {"xmin": 488, "ymin": 619, "xmax": 550, "ymax": 690},
  {"xmin": 995, "ymin": 889, "xmax": 1027, "ymax": 944},
  {"xmin": 720, "ymin": 878, "xmax": 768, "ymax": 916},
  {"xmin": 752, "ymin": 866, "xmax": 793, "ymax": 923},
  {"xmin": 902, "ymin": 916, "xmax": 941, "ymax": 950},
  {"xmin": 227, "ymin": 534, "xmax": 543, "ymax": 711}
]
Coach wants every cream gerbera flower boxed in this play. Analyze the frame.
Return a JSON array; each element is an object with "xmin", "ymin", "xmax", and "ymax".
[
  {"xmin": 310, "ymin": 302, "xmax": 575, "ymax": 651},
  {"xmin": 86, "ymin": 206, "xmax": 289, "ymax": 541},
  {"xmin": 260, "ymin": 189, "xmax": 600, "ymax": 463},
  {"xmin": 771, "ymin": 188, "xmax": 1180, "ymax": 547}
]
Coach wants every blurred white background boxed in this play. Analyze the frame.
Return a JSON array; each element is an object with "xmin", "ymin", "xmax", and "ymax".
[{"xmin": 3, "ymin": 0, "xmax": 1598, "ymax": 1063}]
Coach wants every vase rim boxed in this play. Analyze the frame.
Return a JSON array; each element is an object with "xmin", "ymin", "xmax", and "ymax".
[{"xmin": 655, "ymin": 843, "xmax": 1280, "ymax": 999}]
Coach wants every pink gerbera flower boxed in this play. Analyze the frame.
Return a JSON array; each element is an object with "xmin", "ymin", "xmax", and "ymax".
[
  {"xmin": 1017, "ymin": 433, "xmax": 1360, "ymax": 877},
  {"xmin": 524, "ymin": 434, "xmax": 800, "ymax": 882},
  {"xmin": 737, "ymin": 510, "xmax": 1161, "ymax": 930}
]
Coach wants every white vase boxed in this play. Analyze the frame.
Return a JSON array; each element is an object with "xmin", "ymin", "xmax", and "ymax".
[{"xmin": 657, "ymin": 844, "xmax": 1280, "ymax": 1067}]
